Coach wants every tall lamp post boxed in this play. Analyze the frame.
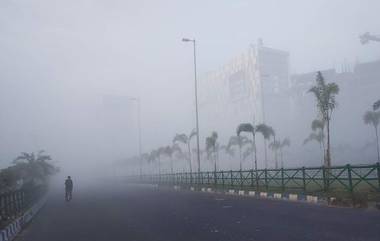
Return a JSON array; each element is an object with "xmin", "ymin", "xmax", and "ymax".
[
  {"xmin": 182, "ymin": 38, "xmax": 201, "ymax": 174},
  {"xmin": 128, "ymin": 97, "xmax": 142, "ymax": 178}
]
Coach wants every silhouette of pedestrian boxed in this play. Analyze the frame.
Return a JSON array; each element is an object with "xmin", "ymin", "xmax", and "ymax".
[{"xmin": 65, "ymin": 176, "xmax": 73, "ymax": 201}]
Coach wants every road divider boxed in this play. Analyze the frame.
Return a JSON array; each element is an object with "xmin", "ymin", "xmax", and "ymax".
[
  {"xmin": 274, "ymin": 193, "xmax": 282, "ymax": 199},
  {"xmin": 260, "ymin": 192, "xmax": 268, "ymax": 198},
  {"xmin": 306, "ymin": 195, "xmax": 318, "ymax": 203},
  {"xmin": 169, "ymin": 186, "xmax": 331, "ymax": 208},
  {"xmin": 289, "ymin": 194, "xmax": 298, "ymax": 201}
]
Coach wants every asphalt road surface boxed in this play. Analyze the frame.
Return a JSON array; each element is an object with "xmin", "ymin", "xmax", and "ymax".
[{"xmin": 16, "ymin": 182, "xmax": 380, "ymax": 241}]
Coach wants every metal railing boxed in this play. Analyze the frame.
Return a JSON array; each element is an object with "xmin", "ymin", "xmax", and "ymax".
[
  {"xmin": 0, "ymin": 185, "xmax": 46, "ymax": 227},
  {"xmin": 130, "ymin": 163, "xmax": 380, "ymax": 198}
]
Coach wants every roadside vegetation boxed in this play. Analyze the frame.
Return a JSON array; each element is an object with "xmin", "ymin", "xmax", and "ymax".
[{"xmin": 0, "ymin": 150, "xmax": 59, "ymax": 193}]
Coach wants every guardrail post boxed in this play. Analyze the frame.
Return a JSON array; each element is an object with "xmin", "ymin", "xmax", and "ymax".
[
  {"xmin": 281, "ymin": 168, "xmax": 285, "ymax": 192},
  {"xmin": 322, "ymin": 166, "xmax": 327, "ymax": 192},
  {"xmin": 230, "ymin": 170, "xmax": 233, "ymax": 188},
  {"xmin": 347, "ymin": 164, "xmax": 353, "ymax": 194},
  {"xmin": 214, "ymin": 170, "xmax": 217, "ymax": 189},
  {"xmin": 222, "ymin": 171, "xmax": 225, "ymax": 190},
  {"xmin": 250, "ymin": 169, "xmax": 254, "ymax": 187},
  {"xmin": 240, "ymin": 169, "xmax": 243, "ymax": 188},
  {"xmin": 302, "ymin": 167, "xmax": 306, "ymax": 192}
]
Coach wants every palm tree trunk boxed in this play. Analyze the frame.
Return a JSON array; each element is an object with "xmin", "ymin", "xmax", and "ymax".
[
  {"xmin": 214, "ymin": 153, "xmax": 217, "ymax": 173},
  {"xmin": 253, "ymin": 133, "xmax": 257, "ymax": 171},
  {"xmin": 326, "ymin": 118, "xmax": 331, "ymax": 167},
  {"xmin": 319, "ymin": 142, "xmax": 324, "ymax": 166},
  {"xmin": 187, "ymin": 143, "xmax": 192, "ymax": 173},
  {"xmin": 274, "ymin": 135, "xmax": 278, "ymax": 169},
  {"xmin": 320, "ymin": 128, "xmax": 326, "ymax": 165},
  {"xmin": 280, "ymin": 148, "xmax": 284, "ymax": 168},
  {"xmin": 375, "ymin": 126, "xmax": 380, "ymax": 162},
  {"xmin": 216, "ymin": 148, "xmax": 219, "ymax": 171},
  {"xmin": 239, "ymin": 146, "xmax": 242, "ymax": 170},
  {"xmin": 264, "ymin": 139, "xmax": 268, "ymax": 169},
  {"xmin": 170, "ymin": 157, "xmax": 173, "ymax": 174}
]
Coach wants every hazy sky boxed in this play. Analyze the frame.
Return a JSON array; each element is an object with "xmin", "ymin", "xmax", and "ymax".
[{"xmin": 0, "ymin": 0, "xmax": 379, "ymax": 169}]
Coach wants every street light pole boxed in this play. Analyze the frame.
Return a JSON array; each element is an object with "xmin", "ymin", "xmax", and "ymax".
[{"xmin": 182, "ymin": 38, "xmax": 201, "ymax": 174}]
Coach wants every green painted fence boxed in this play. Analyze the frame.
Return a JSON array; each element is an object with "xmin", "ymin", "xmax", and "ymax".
[{"xmin": 132, "ymin": 163, "xmax": 380, "ymax": 198}]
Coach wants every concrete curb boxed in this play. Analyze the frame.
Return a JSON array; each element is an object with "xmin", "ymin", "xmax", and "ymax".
[
  {"xmin": 174, "ymin": 185, "xmax": 327, "ymax": 206},
  {"xmin": 0, "ymin": 195, "xmax": 47, "ymax": 241}
]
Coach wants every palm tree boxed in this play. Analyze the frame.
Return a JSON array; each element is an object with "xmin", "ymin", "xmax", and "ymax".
[
  {"xmin": 205, "ymin": 131, "xmax": 218, "ymax": 172},
  {"xmin": 304, "ymin": 132, "xmax": 324, "ymax": 165},
  {"xmin": 148, "ymin": 149, "xmax": 159, "ymax": 175},
  {"xmin": 236, "ymin": 123, "xmax": 257, "ymax": 171},
  {"xmin": 242, "ymin": 145, "xmax": 255, "ymax": 163},
  {"xmin": 255, "ymin": 123, "xmax": 275, "ymax": 168},
  {"xmin": 173, "ymin": 133, "xmax": 192, "ymax": 173},
  {"xmin": 268, "ymin": 141, "xmax": 280, "ymax": 168},
  {"xmin": 308, "ymin": 71, "xmax": 339, "ymax": 167},
  {"xmin": 304, "ymin": 119, "xmax": 325, "ymax": 165},
  {"xmin": 162, "ymin": 144, "xmax": 182, "ymax": 174},
  {"xmin": 268, "ymin": 138, "xmax": 289, "ymax": 169},
  {"xmin": 228, "ymin": 135, "xmax": 249, "ymax": 170},
  {"xmin": 374, "ymin": 100, "xmax": 380, "ymax": 111},
  {"xmin": 220, "ymin": 145, "xmax": 235, "ymax": 159},
  {"xmin": 279, "ymin": 138, "xmax": 290, "ymax": 168},
  {"xmin": 363, "ymin": 110, "xmax": 380, "ymax": 162},
  {"xmin": 156, "ymin": 147, "xmax": 167, "ymax": 175}
]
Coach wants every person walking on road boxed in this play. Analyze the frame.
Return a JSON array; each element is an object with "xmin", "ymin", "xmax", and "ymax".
[{"xmin": 65, "ymin": 176, "xmax": 73, "ymax": 201}]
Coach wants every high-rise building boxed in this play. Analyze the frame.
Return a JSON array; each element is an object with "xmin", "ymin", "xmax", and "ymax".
[{"xmin": 198, "ymin": 40, "xmax": 290, "ymax": 142}]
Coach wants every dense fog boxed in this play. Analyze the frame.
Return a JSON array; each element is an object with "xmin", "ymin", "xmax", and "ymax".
[{"xmin": 1, "ymin": 0, "xmax": 380, "ymax": 179}]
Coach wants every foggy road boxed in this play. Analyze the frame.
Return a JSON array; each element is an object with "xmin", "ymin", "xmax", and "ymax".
[{"xmin": 15, "ymin": 182, "xmax": 380, "ymax": 241}]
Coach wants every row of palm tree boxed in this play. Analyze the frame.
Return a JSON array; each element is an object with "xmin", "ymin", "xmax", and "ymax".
[
  {"xmin": 140, "ymin": 121, "xmax": 292, "ymax": 175},
  {"xmin": 137, "ymin": 71, "xmax": 338, "ymax": 174},
  {"xmin": 138, "ymin": 72, "xmax": 376, "ymax": 174}
]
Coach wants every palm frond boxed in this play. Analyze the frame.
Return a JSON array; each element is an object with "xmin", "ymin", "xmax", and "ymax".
[
  {"xmin": 236, "ymin": 123, "xmax": 255, "ymax": 136},
  {"xmin": 189, "ymin": 129, "xmax": 197, "ymax": 140},
  {"xmin": 373, "ymin": 100, "xmax": 380, "ymax": 111},
  {"xmin": 363, "ymin": 111, "xmax": 380, "ymax": 127},
  {"xmin": 255, "ymin": 123, "xmax": 275, "ymax": 139},
  {"xmin": 311, "ymin": 119, "xmax": 324, "ymax": 131},
  {"xmin": 303, "ymin": 132, "xmax": 323, "ymax": 145},
  {"xmin": 173, "ymin": 133, "xmax": 188, "ymax": 144}
]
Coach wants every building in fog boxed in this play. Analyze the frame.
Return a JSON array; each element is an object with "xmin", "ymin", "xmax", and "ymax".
[
  {"xmin": 199, "ymin": 40, "xmax": 380, "ymax": 167},
  {"xmin": 199, "ymin": 40, "xmax": 290, "ymax": 143}
]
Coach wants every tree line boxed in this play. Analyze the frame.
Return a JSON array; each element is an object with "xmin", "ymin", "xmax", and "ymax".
[
  {"xmin": 0, "ymin": 150, "xmax": 58, "ymax": 192},
  {"xmin": 128, "ymin": 72, "xmax": 380, "ymax": 174}
]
